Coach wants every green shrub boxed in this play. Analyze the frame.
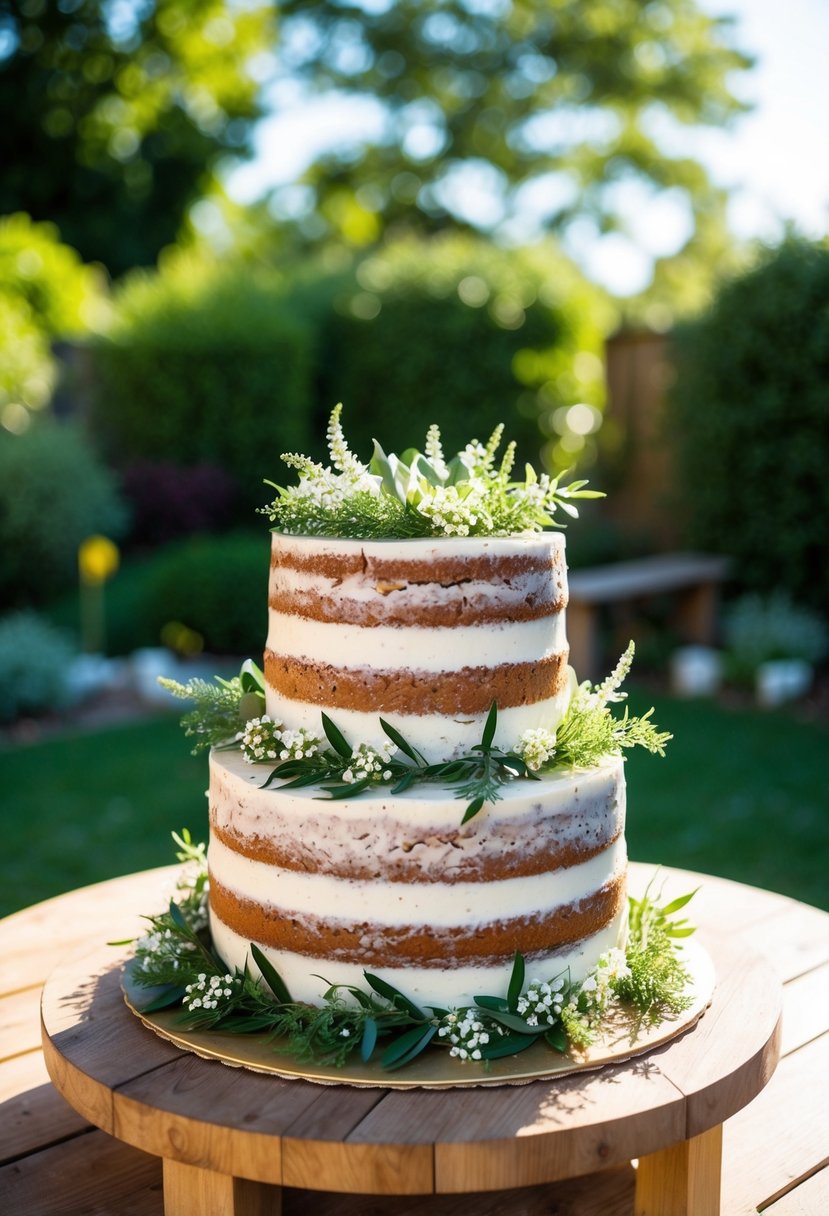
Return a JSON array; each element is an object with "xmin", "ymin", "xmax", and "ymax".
[
  {"xmin": 0, "ymin": 612, "xmax": 76, "ymax": 722},
  {"xmin": 142, "ymin": 532, "xmax": 269, "ymax": 656},
  {"xmin": 0, "ymin": 213, "xmax": 102, "ymax": 420},
  {"xmin": 89, "ymin": 255, "xmax": 315, "ymax": 515},
  {"xmin": 315, "ymin": 236, "xmax": 614, "ymax": 474},
  {"xmin": 669, "ymin": 239, "xmax": 829, "ymax": 610},
  {"xmin": 0, "ymin": 421, "xmax": 127, "ymax": 608}
]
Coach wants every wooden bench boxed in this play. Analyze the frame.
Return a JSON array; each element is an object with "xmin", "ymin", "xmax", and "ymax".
[{"xmin": 567, "ymin": 552, "xmax": 730, "ymax": 680}]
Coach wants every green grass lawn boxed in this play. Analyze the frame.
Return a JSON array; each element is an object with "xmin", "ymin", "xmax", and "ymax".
[
  {"xmin": 0, "ymin": 714, "xmax": 208, "ymax": 917},
  {"xmin": 1, "ymin": 690, "xmax": 827, "ymax": 918}
]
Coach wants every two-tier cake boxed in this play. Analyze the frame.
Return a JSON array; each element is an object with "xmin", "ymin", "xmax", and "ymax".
[{"xmin": 208, "ymin": 524, "xmax": 627, "ymax": 1007}]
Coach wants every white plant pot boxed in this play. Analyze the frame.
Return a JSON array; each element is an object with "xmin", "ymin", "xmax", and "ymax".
[
  {"xmin": 670, "ymin": 646, "xmax": 723, "ymax": 697},
  {"xmin": 755, "ymin": 659, "xmax": 813, "ymax": 707}
]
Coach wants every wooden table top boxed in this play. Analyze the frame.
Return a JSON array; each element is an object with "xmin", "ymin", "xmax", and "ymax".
[{"xmin": 2, "ymin": 862, "xmax": 829, "ymax": 1214}]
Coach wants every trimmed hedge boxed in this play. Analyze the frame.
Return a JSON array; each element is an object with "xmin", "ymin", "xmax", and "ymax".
[
  {"xmin": 90, "ymin": 259, "xmax": 315, "ymax": 515},
  {"xmin": 141, "ymin": 531, "xmax": 268, "ymax": 657},
  {"xmin": 670, "ymin": 239, "xmax": 829, "ymax": 611},
  {"xmin": 86, "ymin": 239, "xmax": 612, "ymax": 526}
]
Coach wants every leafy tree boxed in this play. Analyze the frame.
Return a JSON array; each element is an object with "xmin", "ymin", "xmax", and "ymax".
[
  {"xmin": 275, "ymin": 0, "xmax": 751, "ymax": 254},
  {"xmin": 0, "ymin": 212, "xmax": 102, "ymax": 424},
  {"xmin": 0, "ymin": 0, "xmax": 275, "ymax": 275}
]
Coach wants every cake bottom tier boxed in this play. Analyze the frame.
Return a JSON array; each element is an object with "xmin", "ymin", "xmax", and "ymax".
[{"xmin": 207, "ymin": 750, "xmax": 628, "ymax": 1009}]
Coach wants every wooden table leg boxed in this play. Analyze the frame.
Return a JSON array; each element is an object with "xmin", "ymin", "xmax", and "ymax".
[
  {"xmin": 634, "ymin": 1123, "xmax": 722, "ymax": 1216},
  {"xmin": 163, "ymin": 1159, "xmax": 282, "ymax": 1216}
]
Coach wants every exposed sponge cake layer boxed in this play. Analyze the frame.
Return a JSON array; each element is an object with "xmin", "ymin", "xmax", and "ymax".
[
  {"xmin": 264, "ymin": 650, "xmax": 569, "ymax": 716},
  {"xmin": 210, "ymin": 749, "xmax": 625, "ymax": 885},
  {"xmin": 269, "ymin": 536, "xmax": 567, "ymax": 628}
]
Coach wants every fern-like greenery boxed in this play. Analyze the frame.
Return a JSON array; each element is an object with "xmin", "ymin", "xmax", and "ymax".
[
  {"xmin": 128, "ymin": 835, "xmax": 699, "ymax": 1074},
  {"xmin": 261, "ymin": 404, "xmax": 602, "ymax": 540},
  {"xmin": 157, "ymin": 660, "xmax": 265, "ymax": 754}
]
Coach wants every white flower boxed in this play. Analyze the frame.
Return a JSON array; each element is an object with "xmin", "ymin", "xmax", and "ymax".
[
  {"xmin": 345, "ymin": 741, "xmax": 398, "ymax": 785},
  {"xmin": 515, "ymin": 727, "xmax": 557, "ymax": 771},
  {"xmin": 182, "ymin": 971, "xmax": 242, "ymax": 1016}
]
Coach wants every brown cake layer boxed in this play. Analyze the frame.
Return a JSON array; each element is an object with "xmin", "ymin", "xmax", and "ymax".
[
  {"xmin": 210, "ymin": 814, "xmax": 623, "ymax": 884},
  {"xmin": 270, "ymin": 542, "xmax": 567, "ymax": 627},
  {"xmin": 269, "ymin": 587, "xmax": 564, "ymax": 627},
  {"xmin": 208, "ymin": 873, "xmax": 626, "ymax": 968},
  {"xmin": 264, "ymin": 649, "xmax": 569, "ymax": 714},
  {"xmin": 271, "ymin": 545, "xmax": 565, "ymax": 586}
]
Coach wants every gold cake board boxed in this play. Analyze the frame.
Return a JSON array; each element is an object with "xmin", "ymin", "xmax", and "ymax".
[{"xmin": 122, "ymin": 939, "xmax": 715, "ymax": 1089}]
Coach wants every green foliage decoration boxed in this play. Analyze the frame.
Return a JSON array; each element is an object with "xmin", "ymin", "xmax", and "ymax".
[
  {"xmin": 0, "ymin": 421, "xmax": 126, "ymax": 609},
  {"xmin": 262, "ymin": 404, "xmax": 602, "ymax": 540},
  {"xmin": 161, "ymin": 643, "xmax": 668, "ymax": 822},
  {"xmin": 89, "ymin": 257, "xmax": 315, "ymax": 514},
  {"xmin": 129, "ymin": 834, "xmax": 695, "ymax": 1073},
  {"xmin": 669, "ymin": 239, "xmax": 829, "ymax": 611}
]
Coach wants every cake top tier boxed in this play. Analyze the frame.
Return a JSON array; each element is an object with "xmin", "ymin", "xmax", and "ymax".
[{"xmin": 260, "ymin": 404, "xmax": 601, "ymax": 542}]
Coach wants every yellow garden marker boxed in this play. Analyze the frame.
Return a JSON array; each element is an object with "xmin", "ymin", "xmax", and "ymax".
[{"xmin": 78, "ymin": 535, "xmax": 120, "ymax": 653}]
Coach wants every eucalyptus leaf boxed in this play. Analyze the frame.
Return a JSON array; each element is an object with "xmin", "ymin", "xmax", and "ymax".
[
  {"xmin": 481, "ymin": 702, "xmax": 498, "ymax": 750},
  {"xmin": 461, "ymin": 796, "xmax": 485, "ymax": 824},
  {"xmin": 363, "ymin": 972, "xmax": 425, "ymax": 1021},
  {"xmin": 544, "ymin": 1024, "xmax": 569, "ymax": 1053},
  {"xmin": 361, "ymin": 1018, "xmax": 379, "ymax": 1062},
  {"xmin": 250, "ymin": 943, "xmax": 292, "ymax": 1004},
  {"xmin": 321, "ymin": 712, "xmax": 353, "ymax": 759},
  {"xmin": 473, "ymin": 994, "xmax": 510, "ymax": 1013},
  {"xmin": 479, "ymin": 1032, "xmax": 537, "ymax": 1060},
  {"xmin": 134, "ymin": 984, "xmax": 188, "ymax": 1013},
  {"xmin": 478, "ymin": 1009, "xmax": 541, "ymax": 1036},
  {"xmin": 379, "ymin": 718, "xmax": 426, "ymax": 765},
  {"xmin": 168, "ymin": 901, "xmax": 190, "ymax": 934},
  {"xmin": 660, "ymin": 889, "xmax": 700, "ymax": 916},
  {"xmin": 507, "ymin": 951, "xmax": 525, "ymax": 1014},
  {"xmin": 381, "ymin": 1024, "xmax": 438, "ymax": 1070}
]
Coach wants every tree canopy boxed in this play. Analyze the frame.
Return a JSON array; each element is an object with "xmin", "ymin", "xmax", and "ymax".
[
  {"xmin": 0, "ymin": 0, "xmax": 275, "ymax": 275},
  {"xmin": 275, "ymin": 0, "xmax": 751, "ymax": 253}
]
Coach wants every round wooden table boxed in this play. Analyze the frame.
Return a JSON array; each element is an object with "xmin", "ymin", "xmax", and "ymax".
[{"xmin": 41, "ymin": 862, "xmax": 781, "ymax": 1216}]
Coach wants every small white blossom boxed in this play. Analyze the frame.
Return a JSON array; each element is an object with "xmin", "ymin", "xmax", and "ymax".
[
  {"xmin": 183, "ymin": 972, "xmax": 242, "ymax": 1015},
  {"xmin": 515, "ymin": 727, "xmax": 557, "ymax": 771},
  {"xmin": 345, "ymin": 741, "xmax": 397, "ymax": 785}
]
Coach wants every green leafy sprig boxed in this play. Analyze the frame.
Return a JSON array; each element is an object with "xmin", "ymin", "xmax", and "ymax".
[
  {"xmin": 161, "ymin": 645, "xmax": 670, "ymax": 823},
  {"xmin": 614, "ymin": 878, "xmax": 696, "ymax": 1021},
  {"xmin": 260, "ymin": 404, "xmax": 602, "ymax": 540},
  {"xmin": 553, "ymin": 643, "xmax": 672, "ymax": 769},
  {"xmin": 157, "ymin": 660, "xmax": 265, "ymax": 754},
  {"xmin": 260, "ymin": 703, "xmax": 538, "ymax": 824},
  {"xmin": 128, "ymin": 835, "xmax": 698, "ymax": 1073}
]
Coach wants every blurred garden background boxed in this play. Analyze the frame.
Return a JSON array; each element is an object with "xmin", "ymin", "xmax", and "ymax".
[{"xmin": 0, "ymin": 0, "xmax": 827, "ymax": 917}]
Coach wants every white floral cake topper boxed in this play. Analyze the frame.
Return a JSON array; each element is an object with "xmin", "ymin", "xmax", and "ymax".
[{"xmin": 260, "ymin": 403, "xmax": 602, "ymax": 539}]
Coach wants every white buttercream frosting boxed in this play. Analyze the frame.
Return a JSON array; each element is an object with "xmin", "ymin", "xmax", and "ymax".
[
  {"xmin": 266, "ymin": 610, "xmax": 567, "ymax": 671},
  {"xmin": 209, "ymin": 832, "xmax": 626, "ymax": 927}
]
